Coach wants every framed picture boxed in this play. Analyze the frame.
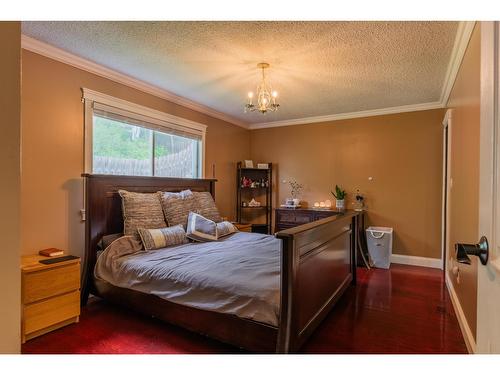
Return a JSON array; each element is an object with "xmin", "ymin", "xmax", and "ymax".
[
  {"xmin": 244, "ymin": 160, "xmax": 254, "ymax": 168},
  {"xmin": 257, "ymin": 163, "xmax": 269, "ymax": 169}
]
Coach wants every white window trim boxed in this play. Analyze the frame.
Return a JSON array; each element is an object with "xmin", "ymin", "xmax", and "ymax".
[{"xmin": 82, "ymin": 88, "xmax": 207, "ymax": 178}]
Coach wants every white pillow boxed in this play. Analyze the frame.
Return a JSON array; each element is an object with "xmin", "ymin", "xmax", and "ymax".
[{"xmin": 186, "ymin": 212, "xmax": 217, "ymax": 242}]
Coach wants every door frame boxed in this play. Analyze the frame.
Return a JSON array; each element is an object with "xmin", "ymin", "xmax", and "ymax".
[{"xmin": 442, "ymin": 109, "xmax": 453, "ymax": 271}]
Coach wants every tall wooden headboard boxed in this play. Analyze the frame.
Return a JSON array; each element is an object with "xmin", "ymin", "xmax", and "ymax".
[{"xmin": 81, "ymin": 173, "xmax": 217, "ymax": 304}]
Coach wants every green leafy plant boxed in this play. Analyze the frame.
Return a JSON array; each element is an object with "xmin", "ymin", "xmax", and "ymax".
[{"xmin": 331, "ymin": 185, "xmax": 347, "ymax": 200}]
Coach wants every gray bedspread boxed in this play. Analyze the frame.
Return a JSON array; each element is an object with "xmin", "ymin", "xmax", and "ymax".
[{"xmin": 95, "ymin": 232, "xmax": 281, "ymax": 326}]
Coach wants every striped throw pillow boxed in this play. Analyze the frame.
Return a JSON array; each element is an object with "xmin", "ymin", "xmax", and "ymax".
[{"xmin": 138, "ymin": 224, "xmax": 188, "ymax": 251}]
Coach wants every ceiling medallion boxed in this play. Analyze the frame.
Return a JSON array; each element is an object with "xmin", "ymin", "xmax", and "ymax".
[{"xmin": 244, "ymin": 62, "xmax": 280, "ymax": 114}]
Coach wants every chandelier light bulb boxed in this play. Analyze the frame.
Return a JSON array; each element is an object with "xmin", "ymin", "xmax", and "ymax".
[
  {"xmin": 272, "ymin": 91, "xmax": 278, "ymax": 98},
  {"xmin": 248, "ymin": 92, "xmax": 253, "ymax": 98}
]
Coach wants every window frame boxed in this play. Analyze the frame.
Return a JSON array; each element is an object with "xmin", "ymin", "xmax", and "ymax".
[{"xmin": 82, "ymin": 88, "xmax": 206, "ymax": 178}]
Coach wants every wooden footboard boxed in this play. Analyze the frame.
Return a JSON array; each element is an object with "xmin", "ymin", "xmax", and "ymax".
[{"xmin": 275, "ymin": 211, "xmax": 358, "ymax": 353}]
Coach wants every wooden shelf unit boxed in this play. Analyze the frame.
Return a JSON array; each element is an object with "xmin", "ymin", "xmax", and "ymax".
[
  {"xmin": 236, "ymin": 162, "xmax": 272, "ymax": 234},
  {"xmin": 21, "ymin": 254, "xmax": 81, "ymax": 343}
]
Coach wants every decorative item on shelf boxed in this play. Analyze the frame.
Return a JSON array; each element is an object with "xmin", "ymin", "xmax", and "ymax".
[
  {"xmin": 242, "ymin": 201, "xmax": 247, "ymax": 207},
  {"xmin": 241, "ymin": 176, "xmax": 252, "ymax": 188},
  {"xmin": 248, "ymin": 198, "xmax": 261, "ymax": 207},
  {"xmin": 244, "ymin": 63, "xmax": 280, "ymax": 114},
  {"xmin": 288, "ymin": 179, "xmax": 303, "ymax": 207},
  {"xmin": 244, "ymin": 160, "xmax": 254, "ymax": 168},
  {"xmin": 354, "ymin": 189, "xmax": 365, "ymax": 211},
  {"xmin": 313, "ymin": 200, "xmax": 332, "ymax": 210},
  {"xmin": 282, "ymin": 197, "xmax": 301, "ymax": 209},
  {"xmin": 331, "ymin": 185, "xmax": 347, "ymax": 210},
  {"xmin": 257, "ymin": 163, "xmax": 269, "ymax": 169}
]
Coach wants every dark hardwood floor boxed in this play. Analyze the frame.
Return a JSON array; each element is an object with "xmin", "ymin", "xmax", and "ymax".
[{"xmin": 22, "ymin": 264, "xmax": 467, "ymax": 354}]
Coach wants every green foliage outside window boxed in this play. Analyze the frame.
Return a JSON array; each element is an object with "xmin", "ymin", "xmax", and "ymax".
[{"xmin": 93, "ymin": 116, "xmax": 169, "ymax": 159}]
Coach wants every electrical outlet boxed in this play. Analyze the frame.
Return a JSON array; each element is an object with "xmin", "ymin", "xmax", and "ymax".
[{"xmin": 80, "ymin": 209, "xmax": 86, "ymax": 221}]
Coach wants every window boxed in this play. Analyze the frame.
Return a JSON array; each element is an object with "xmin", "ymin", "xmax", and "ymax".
[{"xmin": 83, "ymin": 89, "xmax": 205, "ymax": 178}]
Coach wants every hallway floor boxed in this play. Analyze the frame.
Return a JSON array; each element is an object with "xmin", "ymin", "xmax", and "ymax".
[{"xmin": 22, "ymin": 264, "xmax": 467, "ymax": 354}]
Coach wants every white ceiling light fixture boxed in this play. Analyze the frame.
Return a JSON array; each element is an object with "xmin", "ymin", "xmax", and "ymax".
[{"xmin": 244, "ymin": 62, "xmax": 280, "ymax": 114}]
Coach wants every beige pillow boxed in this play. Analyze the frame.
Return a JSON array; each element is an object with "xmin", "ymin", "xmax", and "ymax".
[
  {"xmin": 216, "ymin": 221, "xmax": 238, "ymax": 238},
  {"xmin": 192, "ymin": 191, "xmax": 222, "ymax": 223},
  {"xmin": 118, "ymin": 190, "xmax": 167, "ymax": 236},
  {"xmin": 158, "ymin": 190, "xmax": 196, "ymax": 229},
  {"xmin": 138, "ymin": 225, "xmax": 188, "ymax": 251}
]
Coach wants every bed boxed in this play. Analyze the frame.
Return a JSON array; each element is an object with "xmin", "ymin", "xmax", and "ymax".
[{"xmin": 81, "ymin": 174, "xmax": 359, "ymax": 353}]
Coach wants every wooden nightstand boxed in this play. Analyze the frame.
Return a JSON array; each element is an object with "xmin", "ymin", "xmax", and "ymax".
[
  {"xmin": 21, "ymin": 255, "xmax": 81, "ymax": 343},
  {"xmin": 234, "ymin": 223, "xmax": 252, "ymax": 232}
]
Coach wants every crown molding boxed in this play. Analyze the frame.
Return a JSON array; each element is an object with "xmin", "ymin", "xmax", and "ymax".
[
  {"xmin": 249, "ymin": 101, "xmax": 444, "ymax": 130},
  {"xmin": 440, "ymin": 21, "xmax": 476, "ymax": 106},
  {"xmin": 250, "ymin": 21, "xmax": 474, "ymax": 130},
  {"xmin": 21, "ymin": 35, "xmax": 249, "ymax": 129}
]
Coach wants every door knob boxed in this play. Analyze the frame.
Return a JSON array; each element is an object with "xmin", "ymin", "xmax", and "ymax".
[{"xmin": 455, "ymin": 236, "xmax": 489, "ymax": 265}]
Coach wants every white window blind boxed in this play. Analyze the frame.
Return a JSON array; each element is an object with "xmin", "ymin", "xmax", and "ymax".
[{"xmin": 83, "ymin": 88, "xmax": 206, "ymax": 178}]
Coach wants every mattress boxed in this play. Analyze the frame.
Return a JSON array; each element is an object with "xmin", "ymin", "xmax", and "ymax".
[{"xmin": 94, "ymin": 232, "xmax": 281, "ymax": 326}]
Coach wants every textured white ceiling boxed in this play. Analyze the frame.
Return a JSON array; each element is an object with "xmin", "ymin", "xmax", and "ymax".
[{"xmin": 22, "ymin": 21, "xmax": 458, "ymax": 125}]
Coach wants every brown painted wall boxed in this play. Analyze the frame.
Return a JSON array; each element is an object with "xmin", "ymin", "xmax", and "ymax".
[
  {"xmin": 446, "ymin": 25, "xmax": 480, "ymax": 339},
  {"xmin": 0, "ymin": 22, "xmax": 21, "ymax": 353},
  {"xmin": 21, "ymin": 50, "xmax": 250, "ymax": 258},
  {"xmin": 250, "ymin": 109, "xmax": 445, "ymax": 258}
]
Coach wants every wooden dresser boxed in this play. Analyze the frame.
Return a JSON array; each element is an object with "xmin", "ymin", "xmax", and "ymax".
[
  {"xmin": 21, "ymin": 255, "xmax": 81, "ymax": 343},
  {"xmin": 275, "ymin": 207, "xmax": 342, "ymax": 232}
]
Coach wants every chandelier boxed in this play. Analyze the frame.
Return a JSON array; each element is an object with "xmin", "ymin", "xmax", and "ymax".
[{"xmin": 244, "ymin": 62, "xmax": 280, "ymax": 114}]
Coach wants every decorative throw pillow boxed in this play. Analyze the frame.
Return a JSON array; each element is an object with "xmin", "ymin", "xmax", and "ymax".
[
  {"xmin": 137, "ymin": 225, "xmax": 188, "ymax": 251},
  {"xmin": 186, "ymin": 212, "xmax": 218, "ymax": 242},
  {"xmin": 216, "ymin": 221, "xmax": 238, "ymax": 238},
  {"xmin": 118, "ymin": 190, "xmax": 167, "ymax": 237},
  {"xmin": 158, "ymin": 190, "xmax": 196, "ymax": 229},
  {"xmin": 192, "ymin": 191, "xmax": 222, "ymax": 223}
]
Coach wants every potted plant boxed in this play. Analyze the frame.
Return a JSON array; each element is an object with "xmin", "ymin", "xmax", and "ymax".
[
  {"xmin": 331, "ymin": 185, "xmax": 347, "ymax": 210},
  {"xmin": 289, "ymin": 180, "xmax": 303, "ymax": 206}
]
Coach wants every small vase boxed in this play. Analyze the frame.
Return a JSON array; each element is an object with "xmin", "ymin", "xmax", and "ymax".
[
  {"xmin": 335, "ymin": 199, "xmax": 345, "ymax": 210},
  {"xmin": 292, "ymin": 198, "xmax": 300, "ymax": 206}
]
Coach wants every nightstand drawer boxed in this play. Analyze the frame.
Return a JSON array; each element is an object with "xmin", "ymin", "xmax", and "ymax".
[
  {"xmin": 23, "ymin": 263, "xmax": 80, "ymax": 304},
  {"xmin": 23, "ymin": 290, "xmax": 80, "ymax": 335}
]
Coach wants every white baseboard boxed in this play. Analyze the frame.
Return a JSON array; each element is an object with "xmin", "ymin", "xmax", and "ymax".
[
  {"xmin": 445, "ymin": 272, "xmax": 476, "ymax": 353},
  {"xmin": 391, "ymin": 254, "xmax": 443, "ymax": 269}
]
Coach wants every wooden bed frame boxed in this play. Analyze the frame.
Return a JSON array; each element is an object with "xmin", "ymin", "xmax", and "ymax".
[{"xmin": 81, "ymin": 174, "xmax": 358, "ymax": 353}]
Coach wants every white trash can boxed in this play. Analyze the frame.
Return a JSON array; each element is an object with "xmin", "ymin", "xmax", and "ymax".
[{"xmin": 366, "ymin": 226, "xmax": 393, "ymax": 269}]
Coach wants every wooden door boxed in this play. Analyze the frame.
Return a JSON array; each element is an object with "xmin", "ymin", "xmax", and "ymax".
[{"xmin": 476, "ymin": 21, "xmax": 500, "ymax": 353}]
